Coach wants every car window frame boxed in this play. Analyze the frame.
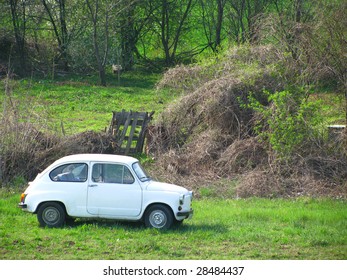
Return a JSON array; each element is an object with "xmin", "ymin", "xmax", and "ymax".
[
  {"xmin": 91, "ymin": 163, "xmax": 135, "ymax": 185},
  {"xmin": 49, "ymin": 163, "xmax": 88, "ymax": 183},
  {"xmin": 132, "ymin": 162, "xmax": 151, "ymax": 182}
]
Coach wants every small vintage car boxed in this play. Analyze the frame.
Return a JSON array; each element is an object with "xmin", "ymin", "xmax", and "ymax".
[{"xmin": 18, "ymin": 154, "xmax": 193, "ymax": 229}]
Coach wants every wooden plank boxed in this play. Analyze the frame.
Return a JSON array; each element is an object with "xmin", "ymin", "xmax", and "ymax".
[
  {"xmin": 110, "ymin": 109, "xmax": 126, "ymax": 138},
  {"xmin": 117, "ymin": 111, "xmax": 132, "ymax": 148},
  {"xmin": 115, "ymin": 110, "xmax": 127, "ymax": 138},
  {"xmin": 125, "ymin": 112, "xmax": 139, "ymax": 155},
  {"xmin": 136, "ymin": 111, "xmax": 154, "ymax": 153}
]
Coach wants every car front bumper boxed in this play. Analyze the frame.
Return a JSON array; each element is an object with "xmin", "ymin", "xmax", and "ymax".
[{"xmin": 177, "ymin": 208, "xmax": 193, "ymax": 219}]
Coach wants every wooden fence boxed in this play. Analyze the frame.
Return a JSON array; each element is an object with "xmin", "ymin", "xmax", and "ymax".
[{"xmin": 108, "ymin": 110, "xmax": 154, "ymax": 155}]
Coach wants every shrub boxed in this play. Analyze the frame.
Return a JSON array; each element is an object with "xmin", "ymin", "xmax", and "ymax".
[{"xmin": 247, "ymin": 89, "xmax": 323, "ymax": 159}]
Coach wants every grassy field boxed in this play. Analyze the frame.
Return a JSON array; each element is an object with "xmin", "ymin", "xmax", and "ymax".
[
  {"xmin": 0, "ymin": 191, "xmax": 346, "ymax": 260},
  {"xmin": 2, "ymin": 71, "xmax": 173, "ymax": 133}
]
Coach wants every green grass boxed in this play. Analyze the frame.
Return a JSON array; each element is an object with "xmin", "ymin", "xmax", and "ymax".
[
  {"xmin": 310, "ymin": 92, "xmax": 345, "ymax": 125},
  {"xmin": 1, "ymin": 192, "xmax": 346, "ymax": 260},
  {"xmin": 1, "ymin": 71, "xmax": 174, "ymax": 134}
]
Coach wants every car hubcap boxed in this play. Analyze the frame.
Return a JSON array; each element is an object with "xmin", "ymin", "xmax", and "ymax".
[
  {"xmin": 43, "ymin": 207, "xmax": 60, "ymax": 225},
  {"xmin": 150, "ymin": 210, "xmax": 167, "ymax": 228}
]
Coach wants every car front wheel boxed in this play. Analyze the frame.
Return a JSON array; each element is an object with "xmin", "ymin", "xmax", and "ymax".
[
  {"xmin": 37, "ymin": 202, "xmax": 66, "ymax": 228},
  {"xmin": 145, "ymin": 204, "xmax": 173, "ymax": 229}
]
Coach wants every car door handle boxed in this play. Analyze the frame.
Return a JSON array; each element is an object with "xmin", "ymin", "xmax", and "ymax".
[{"xmin": 88, "ymin": 184, "xmax": 98, "ymax": 187}]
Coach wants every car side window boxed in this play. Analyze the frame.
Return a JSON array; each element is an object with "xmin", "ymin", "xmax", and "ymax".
[
  {"xmin": 50, "ymin": 163, "xmax": 88, "ymax": 182},
  {"xmin": 92, "ymin": 163, "xmax": 134, "ymax": 184}
]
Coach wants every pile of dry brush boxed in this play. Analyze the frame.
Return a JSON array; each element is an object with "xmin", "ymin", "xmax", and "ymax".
[
  {"xmin": 148, "ymin": 46, "xmax": 347, "ymax": 198},
  {"xmin": 0, "ymin": 112, "xmax": 117, "ymax": 184}
]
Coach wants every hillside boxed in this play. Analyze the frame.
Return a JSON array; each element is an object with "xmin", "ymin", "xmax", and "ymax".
[{"xmin": 148, "ymin": 45, "xmax": 347, "ymax": 199}]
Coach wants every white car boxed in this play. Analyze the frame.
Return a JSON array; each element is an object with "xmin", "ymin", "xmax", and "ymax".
[{"xmin": 18, "ymin": 154, "xmax": 193, "ymax": 229}]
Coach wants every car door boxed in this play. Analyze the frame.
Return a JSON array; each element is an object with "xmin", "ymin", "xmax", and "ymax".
[
  {"xmin": 86, "ymin": 162, "xmax": 142, "ymax": 217},
  {"xmin": 49, "ymin": 162, "xmax": 89, "ymax": 216}
]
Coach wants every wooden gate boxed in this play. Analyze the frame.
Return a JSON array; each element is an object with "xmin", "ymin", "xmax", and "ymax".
[{"xmin": 108, "ymin": 110, "xmax": 154, "ymax": 155}]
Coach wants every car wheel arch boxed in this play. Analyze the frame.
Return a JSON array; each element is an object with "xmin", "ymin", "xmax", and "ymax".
[
  {"xmin": 142, "ymin": 202, "xmax": 174, "ymax": 218},
  {"xmin": 143, "ymin": 203, "xmax": 176, "ymax": 229},
  {"xmin": 35, "ymin": 200, "xmax": 67, "ymax": 214}
]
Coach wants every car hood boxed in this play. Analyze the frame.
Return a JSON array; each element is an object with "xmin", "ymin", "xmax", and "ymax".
[{"xmin": 145, "ymin": 181, "xmax": 188, "ymax": 194}]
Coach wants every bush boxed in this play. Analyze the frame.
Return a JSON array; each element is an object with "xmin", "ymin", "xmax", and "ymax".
[{"xmin": 247, "ymin": 89, "xmax": 323, "ymax": 158}]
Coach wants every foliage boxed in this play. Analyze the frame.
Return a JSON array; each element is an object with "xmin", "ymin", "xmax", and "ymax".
[
  {"xmin": 257, "ymin": 0, "xmax": 347, "ymax": 111},
  {"xmin": 311, "ymin": 0, "xmax": 347, "ymax": 93},
  {"xmin": 247, "ymin": 89, "xmax": 323, "ymax": 158}
]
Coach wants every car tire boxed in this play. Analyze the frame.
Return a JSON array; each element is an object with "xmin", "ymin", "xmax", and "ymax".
[
  {"xmin": 145, "ymin": 204, "xmax": 173, "ymax": 229},
  {"xmin": 37, "ymin": 202, "xmax": 66, "ymax": 228}
]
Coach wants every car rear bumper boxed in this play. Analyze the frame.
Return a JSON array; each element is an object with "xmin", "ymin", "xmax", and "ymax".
[{"xmin": 18, "ymin": 203, "xmax": 27, "ymax": 209}]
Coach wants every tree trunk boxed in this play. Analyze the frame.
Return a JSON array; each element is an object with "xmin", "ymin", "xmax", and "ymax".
[
  {"xmin": 9, "ymin": 0, "xmax": 26, "ymax": 75},
  {"xmin": 86, "ymin": 0, "xmax": 108, "ymax": 86},
  {"xmin": 215, "ymin": 0, "xmax": 224, "ymax": 50},
  {"xmin": 120, "ymin": 3, "xmax": 136, "ymax": 70}
]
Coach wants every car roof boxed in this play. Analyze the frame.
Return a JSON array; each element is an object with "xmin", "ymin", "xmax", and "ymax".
[{"xmin": 52, "ymin": 154, "xmax": 139, "ymax": 166}]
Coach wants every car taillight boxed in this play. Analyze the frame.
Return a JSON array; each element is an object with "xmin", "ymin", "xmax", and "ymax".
[{"xmin": 20, "ymin": 193, "xmax": 27, "ymax": 203}]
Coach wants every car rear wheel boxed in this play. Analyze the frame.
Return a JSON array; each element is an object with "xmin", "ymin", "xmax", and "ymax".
[
  {"xmin": 37, "ymin": 202, "xmax": 66, "ymax": 228},
  {"xmin": 145, "ymin": 205, "xmax": 173, "ymax": 229}
]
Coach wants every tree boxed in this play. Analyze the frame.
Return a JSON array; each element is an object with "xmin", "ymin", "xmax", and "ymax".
[
  {"xmin": 270, "ymin": 0, "xmax": 314, "ymax": 60},
  {"xmin": 160, "ymin": 0, "xmax": 195, "ymax": 66},
  {"xmin": 199, "ymin": 0, "xmax": 226, "ymax": 52},
  {"xmin": 145, "ymin": 0, "xmax": 195, "ymax": 66},
  {"xmin": 8, "ymin": 0, "xmax": 27, "ymax": 75},
  {"xmin": 225, "ymin": 0, "xmax": 271, "ymax": 44},
  {"xmin": 119, "ymin": 2, "xmax": 137, "ymax": 70},
  {"xmin": 85, "ymin": 0, "xmax": 110, "ymax": 86},
  {"xmin": 41, "ymin": 0, "xmax": 83, "ymax": 71}
]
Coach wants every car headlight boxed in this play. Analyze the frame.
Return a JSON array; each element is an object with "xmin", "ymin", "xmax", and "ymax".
[{"xmin": 179, "ymin": 194, "xmax": 185, "ymax": 205}]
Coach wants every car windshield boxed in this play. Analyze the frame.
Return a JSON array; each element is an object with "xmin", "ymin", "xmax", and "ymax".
[{"xmin": 132, "ymin": 162, "xmax": 151, "ymax": 182}]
